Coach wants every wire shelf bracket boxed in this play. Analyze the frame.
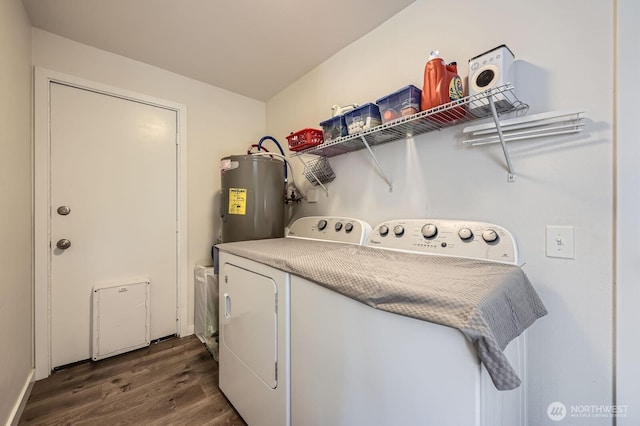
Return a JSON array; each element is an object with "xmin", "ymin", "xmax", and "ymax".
[
  {"xmin": 488, "ymin": 93, "xmax": 516, "ymax": 182},
  {"xmin": 360, "ymin": 136, "xmax": 393, "ymax": 192}
]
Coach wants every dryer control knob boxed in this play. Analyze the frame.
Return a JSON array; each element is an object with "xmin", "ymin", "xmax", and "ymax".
[
  {"xmin": 379, "ymin": 225, "xmax": 389, "ymax": 236},
  {"xmin": 317, "ymin": 219, "xmax": 328, "ymax": 231},
  {"xmin": 344, "ymin": 222, "xmax": 354, "ymax": 233},
  {"xmin": 393, "ymin": 225, "xmax": 405, "ymax": 236},
  {"xmin": 482, "ymin": 229, "xmax": 499, "ymax": 243},
  {"xmin": 335, "ymin": 222, "xmax": 343, "ymax": 231},
  {"xmin": 421, "ymin": 223, "xmax": 438, "ymax": 239},
  {"xmin": 458, "ymin": 227, "xmax": 473, "ymax": 240}
]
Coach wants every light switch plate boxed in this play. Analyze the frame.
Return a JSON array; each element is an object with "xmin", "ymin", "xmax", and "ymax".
[{"xmin": 546, "ymin": 225, "xmax": 575, "ymax": 259}]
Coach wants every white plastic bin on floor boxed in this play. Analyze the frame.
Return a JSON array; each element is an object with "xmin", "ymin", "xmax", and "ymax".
[
  {"xmin": 194, "ymin": 265, "xmax": 219, "ymax": 360},
  {"xmin": 92, "ymin": 278, "xmax": 150, "ymax": 361}
]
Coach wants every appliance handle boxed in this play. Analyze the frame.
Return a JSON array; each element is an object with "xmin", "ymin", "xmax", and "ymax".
[{"xmin": 224, "ymin": 293, "xmax": 231, "ymax": 319}]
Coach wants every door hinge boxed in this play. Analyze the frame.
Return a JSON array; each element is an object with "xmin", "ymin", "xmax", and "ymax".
[
  {"xmin": 275, "ymin": 361, "xmax": 278, "ymax": 381},
  {"xmin": 275, "ymin": 295, "xmax": 278, "ymax": 314}
]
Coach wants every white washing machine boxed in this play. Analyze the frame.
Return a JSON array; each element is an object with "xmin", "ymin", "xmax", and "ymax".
[
  {"xmin": 216, "ymin": 216, "xmax": 371, "ymax": 426},
  {"xmin": 290, "ymin": 219, "xmax": 529, "ymax": 426}
]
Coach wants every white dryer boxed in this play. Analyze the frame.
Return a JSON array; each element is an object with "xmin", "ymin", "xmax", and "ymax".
[{"xmin": 216, "ymin": 216, "xmax": 371, "ymax": 426}]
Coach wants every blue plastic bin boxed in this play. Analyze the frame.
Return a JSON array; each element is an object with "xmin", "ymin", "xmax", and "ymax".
[
  {"xmin": 376, "ymin": 85, "xmax": 422, "ymax": 123},
  {"xmin": 319, "ymin": 115, "xmax": 348, "ymax": 142},
  {"xmin": 344, "ymin": 103, "xmax": 382, "ymax": 134}
]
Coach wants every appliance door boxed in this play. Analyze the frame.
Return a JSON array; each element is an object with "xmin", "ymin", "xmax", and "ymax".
[
  {"xmin": 221, "ymin": 262, "xmax": 278, "ymax": 388},
  {"xmin": 218, "ymin": 252, "xmax": 291, "ymax": 426}
]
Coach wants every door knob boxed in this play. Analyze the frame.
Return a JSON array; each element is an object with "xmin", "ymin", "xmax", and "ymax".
[
  {"xmin": 57, "ymin": 206, "xmax": 71, "ymax": 215},
  {"xmin": 56, "ymin": 239, "xmax": 71, "ymax": 250}
]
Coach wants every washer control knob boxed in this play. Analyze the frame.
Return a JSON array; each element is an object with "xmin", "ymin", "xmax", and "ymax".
[
  {"xmin": 482, "ymin": 229, "xmax": 499, "ymax": 243},
  {"xmin": 458, "ymin": 227, "xmax": 473, "ymax": 240},
  {"xmin": 335, "ymin": 222, "xmax": 343, "ymax": 231},
  {"xmin": 379, "ymin": 225, "xmax": 389, "ymax": 236},
  {"xmin": 421, "ymin": 223, "xmax": 438, "ymax": 239},
  {"xmin": 317, "ymin": 219, "xmax": 328, "ymax": 231},
  {"xmin": 344, "ymin": 222, "xmax": 354, "ymax": 233},
  {"xmin": 393, "ymin": 225, "xmax": 405, "ymax": 236}
]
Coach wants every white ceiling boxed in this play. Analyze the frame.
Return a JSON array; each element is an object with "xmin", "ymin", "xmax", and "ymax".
[{"xmin": 23, "ymin": 0, "xmax": 415, "ymax": 101}]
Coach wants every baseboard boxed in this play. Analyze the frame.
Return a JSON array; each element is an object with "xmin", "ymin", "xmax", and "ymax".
[
  {"xmin": 184, "ymin": 324, "xmax": 194, "ymax": 336},
  {"xmin": 8, "ymin": 368, "xmax": 35, "ymax": 426}
]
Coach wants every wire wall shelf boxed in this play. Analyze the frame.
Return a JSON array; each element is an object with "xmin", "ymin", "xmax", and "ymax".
[
  {"xmin": 294, "ymin": 84, "xmax": 527, "ymax": 159},
  {"xmin": 293, "ymin": 84, "xmax": 530, "ymax": 191}
]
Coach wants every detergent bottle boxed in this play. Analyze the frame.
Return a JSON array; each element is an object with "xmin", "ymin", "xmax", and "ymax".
[{"xmin": 421, "ymin": 51, "xmax": 465, "ymax": 119}]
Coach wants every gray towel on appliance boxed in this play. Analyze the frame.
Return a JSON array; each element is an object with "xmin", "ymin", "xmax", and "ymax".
[{"xmin": 216, "ymin": 238, "xmax": 548, "ymax": 390}]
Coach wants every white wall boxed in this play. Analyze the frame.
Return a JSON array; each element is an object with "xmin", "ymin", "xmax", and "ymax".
[
  {"xmin": 267, "ymin": 0, "xmax": 614, "ymax": 424},
  {"xmin": 31, "ymin": 29, "xmax": 266, "ymax": 335},
  {"xmin": 0, "ymin": 0, "xmax": 34, "ymax": 423},
  {"xmin": 616, "ymin": 0, "xmax": 640, "ymax": 424}
]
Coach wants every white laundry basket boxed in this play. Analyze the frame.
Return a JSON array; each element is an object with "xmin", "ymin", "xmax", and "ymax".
[{"xmin": 194, "ymin": 265, "xmax": 219, "ymax": 360}]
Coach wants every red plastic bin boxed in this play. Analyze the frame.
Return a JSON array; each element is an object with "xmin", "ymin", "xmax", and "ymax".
[{"xmin": 286, "ymin": 128, "xmax": 324, "ymax": 152}]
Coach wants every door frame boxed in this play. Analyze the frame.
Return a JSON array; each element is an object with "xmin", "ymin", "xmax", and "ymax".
[
  {"xmin": 33, "ymin": 67, "xmax": 188, "ymax": 380},
  {"xmin": 616, "ymin": 1, "xmax": 640, "ymax": 421}
]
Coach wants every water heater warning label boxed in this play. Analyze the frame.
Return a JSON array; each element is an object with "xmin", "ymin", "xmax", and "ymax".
[{"xmin": 228, "ymin": 188, "xmax": 247, "ymax": 215}]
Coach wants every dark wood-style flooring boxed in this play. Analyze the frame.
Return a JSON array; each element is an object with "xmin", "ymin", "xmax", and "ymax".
[{"xmin": 19, "ymin": 336, "xmax": 247, "ymax": 425}]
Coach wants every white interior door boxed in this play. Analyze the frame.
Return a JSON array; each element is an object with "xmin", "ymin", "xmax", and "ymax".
[{"xmin": 49, "ymin": 82, "xmax": 178, "ymax": 368}]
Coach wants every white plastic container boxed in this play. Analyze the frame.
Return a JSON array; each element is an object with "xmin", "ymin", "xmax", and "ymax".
[{"xmin": 194, "ymin": 265, "xmax": 219, "ymax": 360}]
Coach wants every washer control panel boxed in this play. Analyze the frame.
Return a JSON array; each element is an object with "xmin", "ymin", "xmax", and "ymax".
[
  {"xmin": 367, "ymin": 219, "xmax": 519, "ymax": 264},
  {"xmin": 287, "ymin": 216, "xmax": 372, "ymax": 245}
]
